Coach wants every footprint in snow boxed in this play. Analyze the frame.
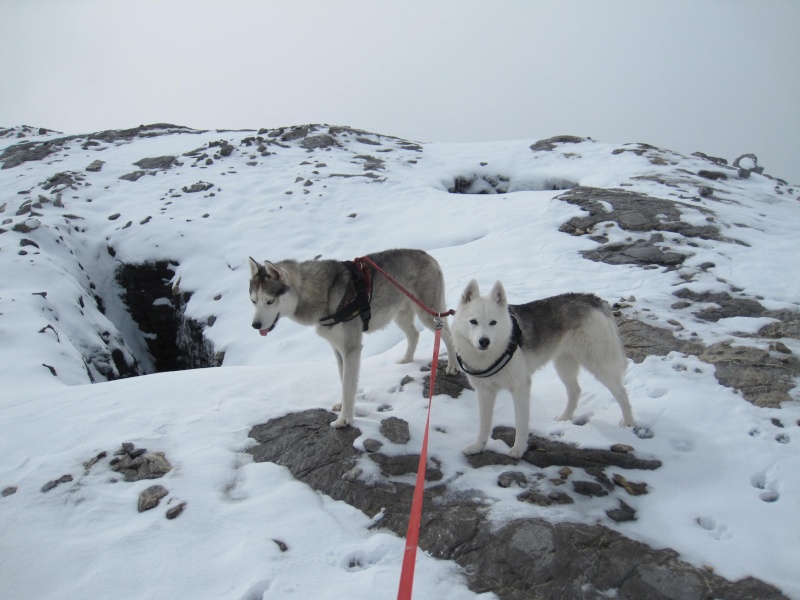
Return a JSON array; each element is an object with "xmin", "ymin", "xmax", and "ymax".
[
  {"xmin": 750, "ymin": 467, "xmax": 781, "ymax": 503},
  {"xmin": 696, "ymin": 516, "xmax": 733, "ymax": 540}
]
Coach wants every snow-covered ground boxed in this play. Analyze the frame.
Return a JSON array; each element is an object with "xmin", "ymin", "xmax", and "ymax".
[{"xmin": 1, "ymin": 125, "xmax": 799, "ymax": 599}]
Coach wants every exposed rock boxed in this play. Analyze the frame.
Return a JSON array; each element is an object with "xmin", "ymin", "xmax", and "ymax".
[
  {"xmin": 120, "ymin": 171, "xmax": 146, "ymax": 182},
  {"xmin": 133, "ymin": 156, "xmax": 178, "ymax": 170},
  {"xmin": 86, "ymin": 160, "xmax": 105, "ymax": 172},
  {"xmin": 41, "ymin": 474, "xmax": 73, "ymax": 493},
  {"xmin": 673, "ymin": 288, "xmax": 766, "ymax": 322},
  {"xmin": 379, "ymin": 416, "xmax": 410, "ymax": 444},
  {"xmin": 116, "ymin": 261, "xmax": 219, "ymax": 372},
  {"xmin": 301, "ymin": 134, "xmax": 336, "ymax": 150},
  {"xmin": 368, "ymin": 453, "xmax": 442, "ymax": 481},
  {"xmin": 699, "ymin": 341, "xmax": 800, "ymax": 407},
  {"xmin": 613, "ymin": 473, "xmax": 649, "ymax": 496},
  {"xmin": 422, "ymin": 362, "xmax": 472, "ymax": 398},
  {"xmin": 246, "ymin": 409, "xmax": 784, "ymax": 599},
  {"xmin": 488, "ymin": 426, "xmax": 662, "ymax": 470},
  {"xmin": 166, "ymin": 501, "xmax": 186, "ymax": 520},
  {"xmin": 2, "ymin": 486, "xmax": 17, "ymax": 497},
  {"xmin": 109, "ymin": 443, "xmax": 172, "ymax": 482},
  {"xmin": 606, "ymin": 499, "xmax": 637, "ymax": 523},
  {"xmin": 182, "ymin": 181, "xmax": 214, "ymax": 193},
  {"xmin": 138, "ymin": 484, "xmax": 168, "ymax": 512},
  {"xmin": 363, "ymin": 438, "xmax": 383, "ymax": 453},
  {"xmin": 616, "ymin": 317, "xmax": 704, "ymax": 363},
  {"xmin": 497, "ymin": 471, "xmax": 527, "ymax": 488},
  {"xmin": 530, "ymin": 135, "xmax": 585, "ymax": 152}
]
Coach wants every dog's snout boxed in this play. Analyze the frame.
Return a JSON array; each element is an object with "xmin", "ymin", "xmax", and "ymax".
[
  {"xmin": 252, "ymin": 321, "xmax": 262, "ymax": 330},
  {"xmin": 478, "ymin": 337, "xmax": 490, "ymax": 350}
]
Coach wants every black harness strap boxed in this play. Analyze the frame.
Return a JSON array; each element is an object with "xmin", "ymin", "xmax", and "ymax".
[
  {"xmin": 456, "ymin": 314, "xmax": 523, "ymax": 378},
  {"xmin": 319, "ymin": 259, "xmax": 373, "ymax": 331}
]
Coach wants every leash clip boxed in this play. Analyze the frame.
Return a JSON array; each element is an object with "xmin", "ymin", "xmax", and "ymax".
[{"xmin": 433, "ymin": 316, "xmax": 444, "ymax": 331}]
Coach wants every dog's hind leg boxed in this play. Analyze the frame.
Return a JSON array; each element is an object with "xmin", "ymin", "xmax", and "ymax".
[
  {"xmin": 393, "ymin": 303, "xmax": 419, "ymax": 364},
  {"xmin": 554, "ymin": 354, "xmax": 582, "ymax": 422},
  {"xmin": 463, "ymin": 387, "xmax": 497, "ymax": 455},
  {"xmin": 593, "ymin": 368, "xmax": 635, "ymax": 427}
]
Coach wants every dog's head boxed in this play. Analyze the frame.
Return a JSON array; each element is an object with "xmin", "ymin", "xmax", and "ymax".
[
  {"xmin": 248, "ymin": 257, "xmax": 295, "ymax": 337},
  {"xmin": 455, "ymin": 279, "xmax": 512, "ymax": 352}
]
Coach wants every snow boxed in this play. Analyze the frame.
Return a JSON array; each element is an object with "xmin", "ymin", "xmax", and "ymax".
[{"xmin": 1, "ymin": 125, "xmax": 799, "ymax": 599}]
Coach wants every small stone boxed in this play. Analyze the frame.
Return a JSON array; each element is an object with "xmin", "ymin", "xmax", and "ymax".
[
  {"xmin": 138, "ymin": 484, "xmax": 169, "ymax": 512},
  {"xmin": 273, "ymin": 539, "xmax": 289, "ymax": 552},
  {"xmin": 41, "ymin": 480, "xmax": 58, "ymax": 493},
  {"xmin": 769, "ymin": 341, "xmax": 791, "ymax": 355},
  {"xmin": 165, "ymin": 502, "xmax": 186, "ymax": 520},
  {"xmin": 342, "ymin": 467, "xmax": 363, "ymax": 482},
  {"xmin": 400, "ymin": 375, "xmax": 414, "ymax": 386},
  {"xmin": 363, "ymin": 438, "xmax": 383, "ymax": 453},
  {"xmin": 122, "ymin": 442, "xmax": 135, "ymax": 453},
  {"xmin": 57, "ymin": 474, "xmax": 73, "ymax": 484},
  {"xmin": 498, "ymin": 471, "xmax": 527, "ymax": 488},
  {"xmin": 130, "ymin": 448, "xmax": 147, "ymax": 458},
  {"xmin": 558, "ymin": 466, "xmax": 572, "ymax": 479},
  {"xmin": 572, "ymin": 480, "xmax": 609, "ymax": 497},
  {"xmin": 2, "ymin": 486, "xmax": 18, "ymax": 497},
  {"xmin": 610, "ymin": 444, "xmax": 634, "ymax": 454},
  {"xmin": 612, "ymin": 473, "xmax": 649, "ymax": 496},
  {"xmin": 380, "ymin": 417, "xmax": 411, "ymax": 444},
  {"xmin": 606, "ymin": 499, "xmax": 637, "ymax": 522}
]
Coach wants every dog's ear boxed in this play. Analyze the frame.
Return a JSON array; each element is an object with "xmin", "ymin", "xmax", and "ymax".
[
  {"xmin": 460, "ymin": 279, "xmax": 480, "ymax": 305},
  {"xmin": 264, "ymin": 261, "xmax": 286, "ymax": 281},
  {"xmin": 248, "ymin": 257, "xmax": 262, "ymax": 278},
  {"xmin": 490, "ymin": 281, "xmax": 507, "ymax": 307}
]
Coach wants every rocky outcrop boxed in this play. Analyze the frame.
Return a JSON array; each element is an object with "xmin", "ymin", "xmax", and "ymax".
[{"xmin": 247, "ymin": 409, "xmax": 785, "ymax": 599}]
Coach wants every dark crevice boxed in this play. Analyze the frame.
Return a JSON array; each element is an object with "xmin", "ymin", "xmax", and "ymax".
[{"xmin": 115, "ymin": 260, "xmax": 221, "ymax": 373}]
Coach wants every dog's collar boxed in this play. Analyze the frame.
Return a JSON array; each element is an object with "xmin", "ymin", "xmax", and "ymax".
[{"xmin": 456, "ymin": 314, "xmax": 522, "ymax": 379}]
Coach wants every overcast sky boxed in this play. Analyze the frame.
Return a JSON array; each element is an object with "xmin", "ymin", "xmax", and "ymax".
[{"xmin": 2, "ymin": 0, "xmax": 798, "ymax": 182}]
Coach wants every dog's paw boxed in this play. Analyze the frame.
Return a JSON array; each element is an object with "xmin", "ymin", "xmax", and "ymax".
[
  {"xmin": 555, "ymin": 412, "xmax": 572, "ymax": 422},
  {"xmin": 620, "ymin": 417, "xmax": 636, "ymax": 427},
  {"xmin": 508, "ymin": 445, "xmax": 526, "ymax": 459},
  {"xmin": 396, "ymin": 357, "xmax": 413, "ymax": 365},
  {"xmin": 445, "ymin": 363, "xmax": 459, "ymax": 375},
  {"xmin": 331, "ymin": 415, "xmax": 352, "ymax": 429},
  {"xmin": 332, "ymin": 402, "xmax": 342, "ymax": 412},
  {"xmin": 462, "ymin": 442, "xmax": 486, "ymax": 456}
]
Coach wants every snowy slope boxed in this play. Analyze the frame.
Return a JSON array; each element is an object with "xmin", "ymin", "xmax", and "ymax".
[{"xmin": 1, "ymin": 124, "xmax": 799, "ymax": 599}]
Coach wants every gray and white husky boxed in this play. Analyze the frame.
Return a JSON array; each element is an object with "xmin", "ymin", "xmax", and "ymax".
[
  {"xmin": 249, "ymin": 249, "xmax": 458, "ymax": 428},
  {"xmin": 453, "ymin": 279, "xmax": 634, "ymax": 458}
]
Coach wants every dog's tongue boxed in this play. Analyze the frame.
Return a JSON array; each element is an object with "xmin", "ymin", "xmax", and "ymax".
[{"xmin": 259, "ymin": 329, "xmax": 269, "ymax": 337}]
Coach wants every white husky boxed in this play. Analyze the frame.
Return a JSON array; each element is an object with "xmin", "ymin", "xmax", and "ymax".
[
  {"xmin": 249, "ymin": 249, "xmax": 458, "ymax": 428},
  {"xmin": 453, "ymin": 279, "xmax": 634, "ymax": 458}
]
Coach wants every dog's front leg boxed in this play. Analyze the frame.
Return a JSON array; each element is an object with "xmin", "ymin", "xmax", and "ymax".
[
  {"xmin": 508, "ymin": 377, "xmax": 532, "ymax": 458},
  {"xmin": 332, "ymin": 347, "xmax": 361, "ymax": 428},
  {"xmin": 463, "ymin": 387, "xmax": 497, "ymax": 455}
]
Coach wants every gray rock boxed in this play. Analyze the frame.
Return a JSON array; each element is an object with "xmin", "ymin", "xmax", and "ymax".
[
  {"xmin": 165, "ymin": 501, "xmax": 186, "ymax": 520},
  {"xmin": 379, "ymin": 416, "xmax": 410, "ymax": 444},
  {"xmin": 2, "ymin": 486, "xmax": 17, "ymax": 497},
  {"xmin": 422, "ymin": 361, "xmax": 472, "ymax": 398},
  {"xmin": 138, "ymin": 484, "xmax": 168, "ymax": 512},
  {"xmin": 363, "ymin": 438, "xmax": 383, "ymax": 453},
  {"xmin": 182, "ymin": 182, "xmax": 214, "ymax": 193},
  {"xmin": 616, "ymin": 318, "xmax": 704, "ymax": 363},
  {"xmin": 86, "ymin": 159, "xmax": 105, "ymax": 172},
  {"xmin": 301, "ymin": 135, "xmax": 336, "ymax": 150},
  {"xmin": 246, "ymin": 409, "xmax": 785, "ymax": 599},
  {"xmin": 530, "ymin": 135, "xmax": 585, "ymax": 152},
  {"xmin": 699, "ymin": 341, "xmax": 800, "ymax": 407},
  {"xmin": 497, "ymin": 471, "xmax": 527, "ymax": 488},
  {"xmin": 133, "ymin": 156, "xmax": 178, "ymax": 170},
  {"xmin": 119, "ymin": 171, "xmax": 146, "ymax": 182}
]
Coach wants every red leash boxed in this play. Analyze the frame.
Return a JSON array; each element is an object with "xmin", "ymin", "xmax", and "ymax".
[
  {"xmin": 397, "ymin": 322, "xmax": 442, "ymax": 600},
  {"xmin": 353, "ymin": 254, "xmax": 451, "ymax": 600},
  {"xmin": 358, "ymin": 256, "xmax": 454, "ymax": 318}
]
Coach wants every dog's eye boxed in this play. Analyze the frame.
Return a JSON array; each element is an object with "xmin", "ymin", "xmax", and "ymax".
[
  {"xmin": 489, "ymin": 320, "xmax": 497, "ymax": 326},
  {"xmin": 266, "ymin": 298, "xmax": 275, "ymax": 305}
]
